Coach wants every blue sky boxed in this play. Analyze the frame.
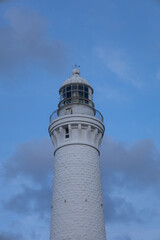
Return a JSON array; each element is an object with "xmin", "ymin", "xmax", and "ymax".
[{"xmin": 0, "ymin": 0, "xmax": 160, "ymax": 239}]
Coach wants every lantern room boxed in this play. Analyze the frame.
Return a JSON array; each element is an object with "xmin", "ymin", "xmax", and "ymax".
[{"xmin": 58, "ymin": 68, "xmax": 94, "ymax": 110}]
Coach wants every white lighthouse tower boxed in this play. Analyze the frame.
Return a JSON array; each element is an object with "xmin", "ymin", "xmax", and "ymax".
[{"xmin": 48, "ymin": 68, "xmax": 106, "ymax": 240}]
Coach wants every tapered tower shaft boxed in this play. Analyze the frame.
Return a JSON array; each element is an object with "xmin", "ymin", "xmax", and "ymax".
[{"xmin": 48, "ymin": 69, "xmax": 106, "ymax": 240}]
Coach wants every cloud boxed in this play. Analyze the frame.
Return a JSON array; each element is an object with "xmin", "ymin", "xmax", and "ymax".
[
  {"xmin": 1, "ymin": 136, "xmax": 160, "ymax": 225},
  {"xmin": 113, "ymin": 236, "xmax": 132, "ymax": 240},
  {"xmin": 0, "ymin": 0, "xmax": 10, "ymax": 2},
  {"xmin": 0, "ymin": 7, "xmax": 68, "ymax": 81},
  {"xmin": 100, "ymin": 137, "xmax": 160, "ymax": 224},
  {"xmin": 96, "ymin": 85, "xmax": 128, "ymax": 103},
  {"xmin": 103, "ymin": 192, "xmax": 140, "ymax": 223},
  {"xmin": 3, "ymin": 184, "xmax": 52, "ymax": 216},
  {"xmin": 0, "ymin": 232, "xmax": 23, "ymax": 240},
  {"xmin": 96, "ymin": 47, "xmax": 143, "ymax": 88},
  {"xmin": 101, "ymin": 137, "xmax": 160, "ymax": 191},
  {"xmin": 2, "ymin": 138, "xmax": 53, "ymax": 184},
  {"xmin": 154, "ymin": 0, "xmax": 160, "ymax": 4},
  {"xmin": 156, "ymin": 71, "xmax": 160, "ymax": 79},
  {"xmin": 1, "ymin": 138, "xmax": 53, "ymax": 217}
]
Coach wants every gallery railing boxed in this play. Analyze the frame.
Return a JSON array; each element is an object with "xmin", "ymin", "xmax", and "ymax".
[{"xmin": 49, "ymin": 108, "xmax": 103, "ymax": 123}]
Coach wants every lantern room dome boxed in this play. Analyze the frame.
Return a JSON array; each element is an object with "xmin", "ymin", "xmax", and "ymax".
[{"xmin": 61, "ymin": 68, "xmax": 92, "ymax": 90}]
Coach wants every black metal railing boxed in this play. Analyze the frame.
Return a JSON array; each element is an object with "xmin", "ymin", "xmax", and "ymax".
[
  {"xmin": 49, "ymin": 109, "xmax": 103, "ymax": 123},
  {"xmin": 58, "ymin": 97, "xmax": 94, "ymax": 108}
]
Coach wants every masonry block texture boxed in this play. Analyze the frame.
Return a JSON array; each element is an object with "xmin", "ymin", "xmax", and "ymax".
[
  {"xmin": 50, "ymin": 144, "xmax": 106, "ymax": 240},
  {"xmin": 49, "ymin": 68, "xmax": 106, "ymax": 240}
]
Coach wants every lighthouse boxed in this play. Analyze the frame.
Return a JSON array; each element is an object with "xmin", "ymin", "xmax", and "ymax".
[{"xmin": 48, "ymin": 68, "xmax": 106, "ymax": 240}]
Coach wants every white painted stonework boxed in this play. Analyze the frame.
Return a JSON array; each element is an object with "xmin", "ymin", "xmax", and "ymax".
[{"xmin": 48, "ymin": 69, "xmax": 106, "ymax": 240}]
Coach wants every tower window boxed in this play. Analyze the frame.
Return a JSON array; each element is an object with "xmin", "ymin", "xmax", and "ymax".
[
  {"xmin": 65, "ymin": 127, "xmax": 69, "ymax": 138},
  {"xmin": 66, "ymin": 108, "xmax": 72, "ymax": 115}
]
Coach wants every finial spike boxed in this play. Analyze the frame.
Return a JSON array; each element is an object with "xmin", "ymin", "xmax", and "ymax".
[{"xmin": 72, "ymin": 64, "xmax": 80, "ymax": 69}]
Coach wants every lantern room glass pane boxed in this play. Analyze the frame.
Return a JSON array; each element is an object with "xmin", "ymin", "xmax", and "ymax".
[
  {"xmin": 78, "ymin": 85, "xmax": 83, "ymax": 90},
  {"xmin": 67, "ymin": 86, "xmax": 71, "ymax": 91},
  {"xmin": 67, "ymin": 92, "xmax": 71, "ymax": 98},
  {"xmin": 78, "ymin": 91, "xmax": 83, "ymax": 97},
  {"xmin": 72, "ymin": 91, "xmax": 78, "ymax": 97},
  {"xmin": 59, "ymin": 84, "xmax": 93, "ymax": 107},
  {"xmin": 60, "ymin": 92, "xmax": 63, "ymax": 100},
  {"xmin": 84, "ymin": 92, "xmax": 88, "ymax": 99},
  {"xmin": 84, "ymin": 86, "xmax": 88, "ymax": 92},
  {"xmin": 62, "ymin": 88, "xmax": 65, "ymax": 93},
  {"xmin": 72, "ymin": 85, "xmax": 77, "ymax": 90}
]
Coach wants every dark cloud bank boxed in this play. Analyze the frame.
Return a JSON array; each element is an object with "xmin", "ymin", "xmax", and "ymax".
[
  {"xmin": 101, "ymin": 137, "xmax": 160, "ymax": 191},
  {"xmin": 0, "ymin": 0, "xmax": 10, "ymax": 3},
  {"xmin": 0, "ymin": 7, "xmax": 68, "ymax": 81},
  {"xmin": 0, "ymin": 232, "xmax": 22, "ymax": 240},
  {"xmin": 1, "ymin": 136, "xmax": 160, "ymax": 239},
  {"xmin": 2, "ymin": 138, "xmax": 53, "ymax": 216}
]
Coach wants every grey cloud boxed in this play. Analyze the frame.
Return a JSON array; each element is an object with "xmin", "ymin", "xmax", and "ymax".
[
  {"xmin": 96, "ymin": 47, "xmax": 143, "ymax": 88},
  {"xmin": 100, "ymin": 137, "xmax": 160, "ymax": 223},
  {"xmin": 2, "ymin": 138, "xmax": 53, "ymax": 184},
  {"xmin": 0, "ymin": 7, "xmax": 68, "ymax": 81},
  {"xmin": 3, "ymin": 184, "xmax": 52, "ymax": 216},
  {"xmin": 0, "ymin": 232, "xmax": 23, "ymax": 240},
  {"xmin": 3, "ymin": 178, "xmax": 139, "ymax": 223},
  {"xmin": 0, "ymin": 0, "xmax": 10, "ymax": 2},
  {"xmin": 103, "ymin": 193, "xmax": 141, "ymax": 223},
  {"xmin": 113, "ymin": 236, "xmax": 132, "ymax": 240},
  {"xmin": 2, "ymin": 138, "xmax": 53, "ymax": 216},
  {"xmin": 5, "ymin": 136, "xmax": 160, "ymax": 190},
  {"xmin": 2, "ymin": 136, "xmax": 160, "ymax": 224},
  {"xmin": 101, "ymin": 137, "xmax": 160, "ymax": 191}
]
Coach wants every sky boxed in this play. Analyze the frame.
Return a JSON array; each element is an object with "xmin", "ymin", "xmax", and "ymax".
[{"xmin": 0, "ymin": 0, "xmax": 160, "ymax": 239}]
